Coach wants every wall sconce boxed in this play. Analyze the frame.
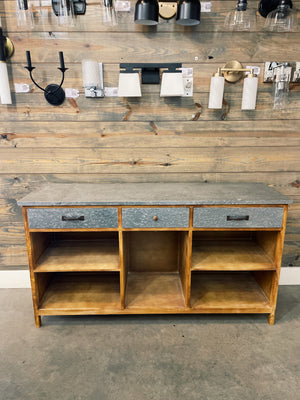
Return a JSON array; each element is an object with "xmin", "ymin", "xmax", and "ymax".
[
  {"xmin": 0, "ymin": 28, "xmax": 14, "ymax": 105},
  {"xmin": 52, "ymin": 0, "xmax": 86, "ymax": 25},
  {"xmin": 208, "ymin": 61, "xmax": 258, "ymax": 111},
  {"xmin": 224, "ymin": 0, "xmax": 256, "ymax": 31},
  {"xmin": 259, "ymin": 0, "xmax": 298, "ymax": 32},
  {"xmin": 25, "ymin": 50, "xmax": 68, "ymax": 106},
  {"xmin": 118, "ymin": 63, "xmax": 185, "ymax": 97},
  {"xmin": 263, "ymin": 61, "xmax": 298, "ymax": 109},
  {"xmin": 82, "ymin": 59, "xmax": 104, "ymax": 97},
  {"xmin": 134, "ymin": 0, "xmax": 200, "ymax": 26}
]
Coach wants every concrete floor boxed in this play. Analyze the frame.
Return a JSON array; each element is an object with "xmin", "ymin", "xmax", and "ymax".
[{"xmin": 0, "ymin": 287, "xmax": 299, "ymax": 400}]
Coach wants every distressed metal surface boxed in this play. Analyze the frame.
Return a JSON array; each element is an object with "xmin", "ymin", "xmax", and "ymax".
[
  {"xmin": 27, "ymin": 207, "xmax": 118, "ymax": 229},
  {"xmin": 18, "ymin": 183, "xmax": 292, "ymax": 206},
  {"xmin": 122, "ymin": 207, "xmax": 190, "ymax": 228},
  {"xmin": 193, "ymin": 207, "xmax": 284, "ymax": 228}
]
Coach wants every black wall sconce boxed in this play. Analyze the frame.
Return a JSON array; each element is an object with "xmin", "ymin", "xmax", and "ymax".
[
  {"xmin": 134, "ymin": 0, "xmax": 200, "ymax": 26},
  {"xmin": 118, "ymin": 63, "xmax": 187, "ymax": 97},
  {"xmin": 25, "ymin": 51, "xmax": 68, "ymax": 106}
]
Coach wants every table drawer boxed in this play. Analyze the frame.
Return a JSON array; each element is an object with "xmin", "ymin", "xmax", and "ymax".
[
  {"xmin": 193, "ymin": 207, "xmax": 284, "ymax": 229},
  {"xmin": 122, "ymin": 207, "xmax": 190, "ymax": 228},
  {"xmin": 27, "ymin": 207, "xmax": 118, "ymax": 229}
]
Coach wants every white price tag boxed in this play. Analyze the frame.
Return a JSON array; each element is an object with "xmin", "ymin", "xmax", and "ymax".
[
  {"xmin": 115, "ymin": 1, "xmax": 131, "ymax": 12},
  {"xmin": 14, "ymin": 83, "xmax": 30, "ymax": 93},
  {"xmin": 246, "ymin": 66, "xmax": 261, "ymax": 75},
  {"xmin": 65, "ymin": 88, "xmax": 80, "ymax": 99},
  {"xmin": 201, "ymin": 2, "xmax": 212, "ymax": 12},
  {"xmin": 104, "ymin": 87, "xmax": 119, "ymax": 97}
]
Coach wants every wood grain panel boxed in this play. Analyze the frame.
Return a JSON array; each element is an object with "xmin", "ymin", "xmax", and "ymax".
[
  {"xmin": 1, "ymin": 121, "xmax": 300, "ymax": 148},
  {"xmin": 1, "ymin": 147, "xmax": 299, "ymax": 174},
  {"xmin": 4, "ymin": 32, "xmax": 299, "ymax": 64}
]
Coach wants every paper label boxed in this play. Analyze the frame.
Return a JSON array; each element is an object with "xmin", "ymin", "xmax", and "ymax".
[
  {"xmin": 14, "ymin": 83, "xmax": 30, "ymax": 93},
  {"xmin": 246, "ymin": 66, "xmax": 261, "ymax": 75},
  {"xmin": 201, "ymin": 2, "xmax": 212, "ymax": 12},
  {"xmin": 104, "ymin": 87, "xmax": 119, "ymax": 97},
  {"xmin": 115, "ymin": 1, "xmax": 131, "ymax": 12},
  {"xmin": 65, "ymin": 88, "xmax": 80, "ymax": 99}
]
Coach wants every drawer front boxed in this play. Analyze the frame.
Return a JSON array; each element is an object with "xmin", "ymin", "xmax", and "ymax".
[
  {"xmin": 27, "ymin": 208, "xmax": 118, "ymax": 229},
  {"xmin": 193, "ymin": 207, "xmax": 284, "ymax": 229},
  {"xmin": 122, "ymin": 207, "xmax": 190, "ymax": 228}
]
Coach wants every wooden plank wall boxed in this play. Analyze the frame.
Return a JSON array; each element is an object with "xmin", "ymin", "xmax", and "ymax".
[{"xmin": 0, "ymin": 0, "xmax": 299, "ymax": 270}]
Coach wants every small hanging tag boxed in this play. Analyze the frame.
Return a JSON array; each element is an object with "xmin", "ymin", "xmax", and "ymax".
[
  {"xmin": 65, "ymin": 88, "xmax": 80, "ymax": 99},
  {"xmin": 115, "ymin": 1, "xmax": 131, "ymax": 12},
  {"xmin": 201, "ymin": 2, "xmax": 212, "ymax": 12},
  {"xmin": 104, "ymin": 87, "xmax": 119, "ymax": 97},
  {"xmin": 246, "ymin": 66, "xmax": 261, "ymax": 75},
  {"xmin": 14, "ymin": 83, "xmax": 30, "ymax": 93}
]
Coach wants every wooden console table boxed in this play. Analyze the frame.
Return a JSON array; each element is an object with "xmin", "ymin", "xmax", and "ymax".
[{"xmin": 18, "ymin": 183, "xmax": 291, "ymax": 327}]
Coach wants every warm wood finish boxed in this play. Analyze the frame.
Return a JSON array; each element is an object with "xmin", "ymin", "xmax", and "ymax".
[
  {"xmin": 34, "ymin": 240, "xmax": 120, "ymax": 272},
  {"xmin": 125, "ymin": 273, "xmax": 186, "ymax": 312},
  {"xmin": 191, "ymin": 272, "xmax": 271, "ymax": 312},
  {"xmin": 191, "ymin": 240, "xmax": 275, "ymax": 271},
  {"xmin": 38, "ymin": 273, "xmax": 121, "ymax": 314}
]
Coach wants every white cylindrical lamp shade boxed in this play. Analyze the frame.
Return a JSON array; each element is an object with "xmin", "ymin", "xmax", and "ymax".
[
  {"xmin": 208, "ymin": 76, "xmax": 224, "ymax": 109},
  {"xmin": 242, "ymin": 75, "xmax": 258, "ymax": 110},
  {"xmin": 0, "ymin": 61, "xmax": 12, "ymax": 105},
  {"xmin": 82, "ymin": 59, "xmax": 101, "ymax": 87}
]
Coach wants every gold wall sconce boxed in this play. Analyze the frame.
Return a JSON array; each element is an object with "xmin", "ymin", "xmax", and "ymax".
[
  {"xmin": 208, "ymin": 61, "xmax": 258, "ymax": 111},
  {"xmin": 0, "ymin": 28, "xmax": 14, "ymax": 105}
]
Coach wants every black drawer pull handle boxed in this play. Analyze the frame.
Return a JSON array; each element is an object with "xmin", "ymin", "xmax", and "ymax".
[
  {"xmin": 227, "ymin": 215, "xmax": 249, "ymax": 221},
  {"xmin": 62, "ymin": 216, "xmax": 85, "ymax": 221}
]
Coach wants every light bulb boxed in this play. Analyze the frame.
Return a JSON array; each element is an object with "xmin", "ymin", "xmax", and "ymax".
[{"xmin": 224, "ymin": 0, "xmax": 256, "ymax": 31}]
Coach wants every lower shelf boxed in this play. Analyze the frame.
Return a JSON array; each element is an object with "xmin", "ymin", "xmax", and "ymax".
[
  {"xmin": 38, "ymin": 272, "xmax": 121, "ymax": 315},
  {"xmin": 125, "ymin": 273, "xmax": 186, "ymax": 312},
  {"xmin": 191, "ymin": 272, "xmax": 271, "ymax": 313}
]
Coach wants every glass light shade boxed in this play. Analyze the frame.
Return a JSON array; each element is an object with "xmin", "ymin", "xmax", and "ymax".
[
  {"xmin": 258, "ymin": 0, "xmax": 293, "ymax": 18},
  {"xmin": 241, "ymin": 75, "xmax": 258, "ymax": 110},
  {"xmin": 224, "ymin": 1, "xmax": 256, "ymax": 31},
  {"xmin": 134, "ymin": 0, "xmax": 159, "ymax": 25},
  {"xmin": 0, "ymin": 62, "xmax": 12, "ymax": 105},
  {"xmin": 118, "ymin": 73, "xmax": 142, "ymax": 97},
  {"xmin": 264, "ymin": 2, "xmax": 298, "ymax": 32},
  {"xmin": 103, "ymin": 0, "xmax": 117, "ymax": 26},
  {"xmin": 160, "ymin": 72, "xmax": 184, "ymax": 97},
  {"xmin": 176, "ymin": 0, "xmax": 201, "ymax": 26},
  {"xmin": 16, "ymin": 0, "xmax": 35, "ymax": 28},
  {"xmin": 56, "ymin": 0, "xmax": 75, "ymax": 26},
  {"xmin": 273, "ymin": 65, "xmax": 290, "ymax": 109},
  {"xmin": 208, "ymin": 76, "xmax": 225, "ymax": 109}
]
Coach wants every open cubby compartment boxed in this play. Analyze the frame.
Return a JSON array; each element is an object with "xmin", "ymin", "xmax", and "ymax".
[
  {"xmin": 36, "ymin": 271, "xmax": 121, "ymax": 314},
  {"xmin": 123, "ymin": 231, "xmax": 189, "ymax": 311},
  {"xmin": 191, "ymin": 231, "xmax": 279, "ymax": 271},
  {"xmin": 191, "ymin": 271, "xmax": 273, "ymax": 312},
  {"xmin": 31, "ymin": 231, "xmax": 120, "ymax": 272}
]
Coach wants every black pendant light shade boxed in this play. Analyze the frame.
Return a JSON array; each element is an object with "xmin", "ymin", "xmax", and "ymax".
[
  {"xmin": 258, "ymin": 0, "xmax": 293, "ymax": 18},
  {"xmin": 176, "ymin": 0, "xmax": 201, "ymax": 26},
  {"xmin": 134, "ymin": 0, "xmax": 159, "ymax": 25}
]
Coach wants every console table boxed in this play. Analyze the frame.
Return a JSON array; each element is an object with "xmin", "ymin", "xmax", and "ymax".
[{"xmin": 18, "ymin": 183, "xmax": 292, "ymax": 327}]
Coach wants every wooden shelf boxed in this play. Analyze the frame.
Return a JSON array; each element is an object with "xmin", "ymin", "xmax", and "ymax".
[
  {"xmin": 125, "ymin": 273, "xmax": 186, "ymax": 312},
  {"xmin": 38, "ymin": 273, "xmax": 120, "ymax": 314},
  {"xmin": 192, "ymin": 240, "xmax": 275, "ymax": 271},
  {"xmin": 191, "ymin": 272, "xmax": 271, "ymax": 312},
  {"xmin": 35, "ymin": 240, "xmax": 120, "ymax": 272}
]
